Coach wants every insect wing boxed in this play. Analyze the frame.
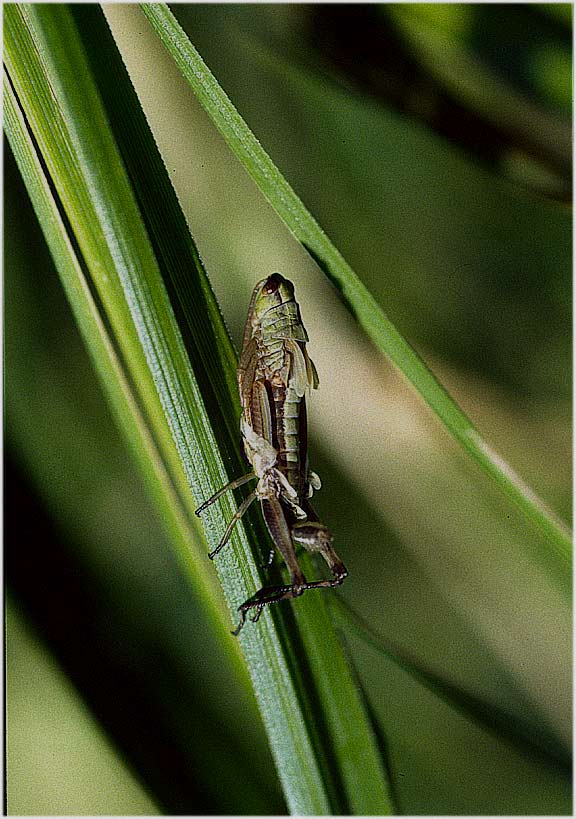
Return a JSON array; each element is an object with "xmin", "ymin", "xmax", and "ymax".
[
  {"xmin": 238, "ymin": 336, "xmax": 258, "ymax": 415},
  {"xmin": 286, "ymin": 339, "xmax": 308, "ymax": 399},
  {"xmin": 304, "ymin": 347, "xmax": 319, "ymax": 390},
  {"xmin": 241, "ymin": 279, "xmax": 264, "ymax": 353},
  {"xmin": 251, "ymin": 378, "xmax": 274, "ymax": 445}
]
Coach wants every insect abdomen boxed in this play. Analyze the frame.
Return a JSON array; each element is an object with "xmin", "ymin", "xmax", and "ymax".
[{"xmin": 272, "ymin": 382, "xmax": 304, "ymax": 496}]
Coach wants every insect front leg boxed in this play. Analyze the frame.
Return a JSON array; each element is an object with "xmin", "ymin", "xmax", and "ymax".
[
  {"xmin": 208, "ymin": 492, "xmax": 257, "ymax": 560},
  {"xmin": 195, "ymin": 473, "xmax": 259, "ymax": 561},
  {"xmin": 195, "ymin": 471, "xmax": 256, "ymax": 516}
]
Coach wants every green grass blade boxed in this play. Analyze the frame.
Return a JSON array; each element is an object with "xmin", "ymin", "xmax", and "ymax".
[
  {"xmin": 3, "ymin": 4, "xmax": 231, "ymax": 643},
  {"xmin": 3, "ymin": 72, "xmax": 219, "ymax": 630},
  {"xmin": 71, "ymin": 5, "xmax": 241, "ymax": 443},
  {"xmin": 141, "ymin": 2, "xmax": 571, "ymax": 564},
  {"xmin": 5, "ymin": 5, "xmax": 394, "ymax": 813}
]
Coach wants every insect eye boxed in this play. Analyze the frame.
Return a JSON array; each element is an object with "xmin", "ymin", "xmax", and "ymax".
[{"xmin": 262, "ymin": 272, "xmax": 284, "ymax": 294}]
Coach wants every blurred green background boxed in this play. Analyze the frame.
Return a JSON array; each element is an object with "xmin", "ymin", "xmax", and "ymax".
[{"xmin": 5, "ymin": 3, "xmax": 571, "ymax": 815}]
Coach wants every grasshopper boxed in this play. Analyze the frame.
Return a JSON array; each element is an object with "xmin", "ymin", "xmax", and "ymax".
[{"xmin": 196, "ymin": 273, "xmax": 347, "ymax": 634}]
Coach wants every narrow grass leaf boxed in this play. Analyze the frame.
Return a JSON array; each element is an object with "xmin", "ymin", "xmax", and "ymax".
[{"xmin": 332, "ymin": 596, "xmax": 572, "ymax": 776}]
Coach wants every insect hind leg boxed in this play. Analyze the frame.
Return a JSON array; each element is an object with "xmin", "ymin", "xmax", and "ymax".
[
  {"xmin": 231, "ymin": 560, "xmax": 348, "ymax": 635},
  {"xmin": 232, "ymin": 581, "xmax": 307, "ymax": 635},
  {"xmin": 231, "ymin": 496, "xmax": 308, "ymax": 634},
  {"xmin": 231, "ymin": 504, "xmax": 348, "ymax": 635},
  {"xmin": 291, "ymin": 520, "xmax": 348, "ymax": 587},
  {"xmin": 300, "ymin": 562, "xmax": 348, "ymax": 590}
]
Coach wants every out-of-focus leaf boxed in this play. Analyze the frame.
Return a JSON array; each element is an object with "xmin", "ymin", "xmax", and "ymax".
[
  {"xmin": 332, "ymin": 595, "xmax": 571, "ymax": 775},
  {"xmin": 6, "ymin": 597, "xmax": 159, "ymax": 816}
]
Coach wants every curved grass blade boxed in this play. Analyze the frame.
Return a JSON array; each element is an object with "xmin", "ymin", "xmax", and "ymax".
[
  {"xmin": 141, "ymin": 3, "xmax": 571, "ymax": 565},
  {"xmin": 332, "ymin": 595, "xmax": 571, "ymax": 776}
]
